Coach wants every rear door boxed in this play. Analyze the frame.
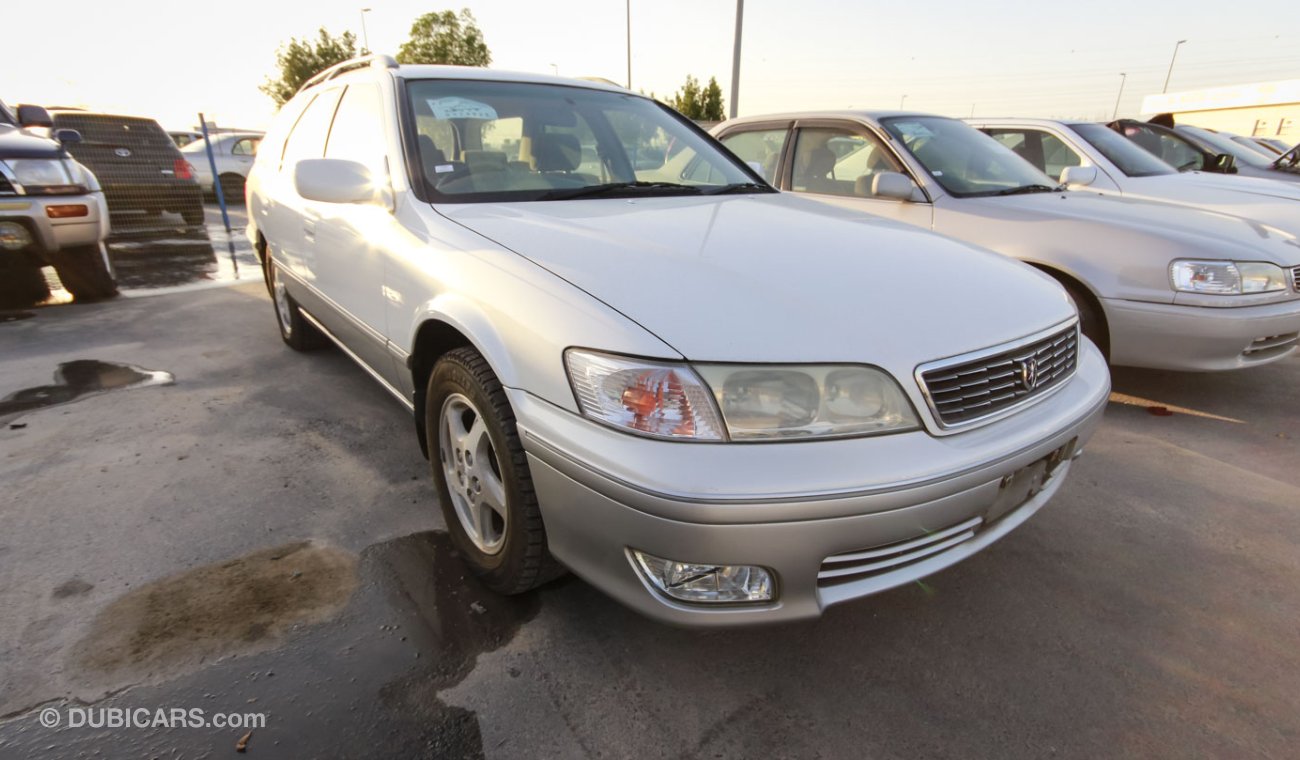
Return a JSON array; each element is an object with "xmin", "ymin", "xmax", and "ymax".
[
  {"xmin": 264, "ymin": 87, "xmax": 342, "ymax": 288},
  {"xmin": 310, "ymin": 81, "xmax": 401, "ymax": 386}
]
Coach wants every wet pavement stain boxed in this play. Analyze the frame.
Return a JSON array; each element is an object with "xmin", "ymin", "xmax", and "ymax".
[
  {"xmin": 0, "ymin": 360, "xmax": 174, "ymax": 425},
  {"xmin": 70, "ymin": 541, "xmax": 358, "ymax": 690},
  {"xmin": 2, "ymin": 532, "xmax": 541, "ymax": 759},
  {"xmin": 365, "ymin": 531, "xmax": 541, "ymax": 760}
]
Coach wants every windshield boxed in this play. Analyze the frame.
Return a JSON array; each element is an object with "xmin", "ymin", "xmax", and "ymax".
[
  {"xmin": 1071, "ymin": 123, "xmax": 1175, "ymax": 177},
  {"xmin": 405, "ymin": 80, "xmax": 764, "ymax": 202},
  {"xmin": 1176, "ymin": 125, "xmax": 1273, "ymax": 168},
  {"xmin": 880, "ymin": 116, "xmax": 1057, "ymax": 197}
]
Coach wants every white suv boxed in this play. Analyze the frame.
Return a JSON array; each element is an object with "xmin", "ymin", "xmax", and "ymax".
[{"xmin": 246, "ymin": 56, "xmax": 1109, "ymax": 626}]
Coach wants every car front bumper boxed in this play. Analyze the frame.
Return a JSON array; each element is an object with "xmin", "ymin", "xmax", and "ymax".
[
  {"xmin": 1104, "ymin": 296, "xmax": 1300, "ymax": 371},
  {"xmin": 511, "ymin": 342, "xmax": 1111, "ymax": 627},
  {"xmin": 0, "ymin": 191, "xmax": 108, "ymax": 257}
]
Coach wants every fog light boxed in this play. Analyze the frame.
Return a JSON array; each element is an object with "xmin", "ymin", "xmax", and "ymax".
[
  {"xmin": 0, "ymin": 221, "xmax": 32, "ymax": 251},
  {"xmin": 631, "ymin": 550, "xmax": 774, "ymax": 604}
]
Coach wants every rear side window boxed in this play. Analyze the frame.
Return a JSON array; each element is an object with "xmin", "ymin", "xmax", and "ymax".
[
  {"xmin": 280, "ymin": 88, "xmax": 342, "ymax": 169},
  {"xmin": 231, "ymin": 137, "xmax": 260, "ymax": 156},
  {"xmin": 324, "ymin": 84, "xmax": 386, "ymax": 173}
]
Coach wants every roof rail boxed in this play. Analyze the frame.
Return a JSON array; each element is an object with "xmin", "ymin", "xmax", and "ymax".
[{"xmin": 296, "ymin": 54, "xmax": 399, "ymax": 96}]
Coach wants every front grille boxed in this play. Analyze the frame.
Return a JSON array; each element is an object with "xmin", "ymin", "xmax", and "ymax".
[
  {"xmin": 918, "ymin": 322, "xmax": 1078, "ymax": 429},
  {"xmin": 1242, "ymin": 332, "xmax": 1299, "ymax": 359},
  {"xmin": 1291, "ymin": 265, "xmax": 1300, "ymax": 292},
  {"xmin": 818, "ymin": 516, "xmax": 983, "ymax": 587}
]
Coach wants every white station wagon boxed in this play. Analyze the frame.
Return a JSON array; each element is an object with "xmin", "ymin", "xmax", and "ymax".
[{"xmin": 246, "ymin": 57, "xmax": 1109, "ymax": 626}]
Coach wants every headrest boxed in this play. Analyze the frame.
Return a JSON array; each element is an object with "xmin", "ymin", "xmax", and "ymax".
[
  {"xmin": 534, "ymin": 133, "xmax": 582, "ymax": 172},
  {"xmin": 418, "ymin": 135, "xmax": 446, "ymax": 167}
]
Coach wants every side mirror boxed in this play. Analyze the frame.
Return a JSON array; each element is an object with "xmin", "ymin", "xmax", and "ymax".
[
  {"xmin": 1059, "ymin": 165, "xmax": 1097, "ymax": 187},
  {"xmin": 1212, "ymin": 153, "xmax": 1237, "ymax": 173},
  {"xmin": 294, "ymin": 158, "xmax": 387, "ymax": 205},
  {"xmin": 54, "ymin": 129, "xmax": 82, "ymax": 145},
  {"xmin": 871, "ymin": 171, "xmax": 915, "ymax": 201},
  {"xmin": 16, "ymin": 104, "xmax": 52, "ymax": 128}
]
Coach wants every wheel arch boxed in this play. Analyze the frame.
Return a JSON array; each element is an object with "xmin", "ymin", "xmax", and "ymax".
[
  {"xmin": 408, "ymin": 302, "xmax": 521, "ymax": 459},
  {"xmin": 1024, "ymin": 261, "xmax": 1111, "ymax": 357}
]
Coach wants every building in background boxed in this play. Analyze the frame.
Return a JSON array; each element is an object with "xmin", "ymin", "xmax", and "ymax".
[{"xmin": 1142, "ymin": 79, "xmax": 1299, "ymax": 138}]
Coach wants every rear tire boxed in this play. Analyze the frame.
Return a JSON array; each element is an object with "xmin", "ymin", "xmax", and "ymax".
[
  {"xmin": 219, "ymin": 174, "xmax": 245, "ymax": 205},
  {"xmin": 425, "ymin": 347, "xmax": 563, "ymax": 594},
  {"xmin": 268, "ymin": 257, "xmax": 325, "ymax": 351},
  {"xmin": 46, "ymin": 244, "xmax": 118, "ymax": 301},
  {"xmin": 181, "ymin": 202, "xmax": 205, "ymax": 226}
]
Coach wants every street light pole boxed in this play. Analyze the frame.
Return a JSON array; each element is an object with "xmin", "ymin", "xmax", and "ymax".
[
  {"xmin": 1162, "ymin": 40, "xmax": 1187, "ymax": 94},
  {"xmin": 626, "ymin": 0, "xmax": 632, "ymax": 89},
  {"xmin": 1112, "ymin": 72, "xmax": 1127, "ymax": 119},
  {"xmin": 729, "ymin": 0, "xmax": 743, "ymax": 118},
  {"xmin": 900, "ymin": 94, "xmax": 908, "ymax": 109},
  {"xmin": 360, "ymin": 8, "xmax": 372, "ymax": 55}
]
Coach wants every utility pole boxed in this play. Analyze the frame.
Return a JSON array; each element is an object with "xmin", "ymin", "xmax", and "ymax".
[
  {"xmin": 626, "ymin": 0, "xmax": 632, "ymax": 89},
  {"xmin": 1112, "ymin": 73, "xmax": 1127, "ymax": 119},
  {"xmin": 729, "ymin": 0, "xmax": 744, "ymax": 118},
  {"xmin": 1163, "ymin": 40, "xmax": 1187, "ymax": 94},
  {"xmin": 900, "ymin": 94, "xmax": 908, "ymax": 109},
  {"xmin": 360, "ymin": 8, "xmax": 372, "ymax": 55}
]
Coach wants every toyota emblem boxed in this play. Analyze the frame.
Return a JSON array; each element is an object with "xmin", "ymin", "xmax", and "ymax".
[
  {"xmin": 114, "ymin": 148, "xmax": 131, "ymax": 157},
  {"xmin": 1018, "ymin": 357, "xmax": 1040, "ymax": 390}
]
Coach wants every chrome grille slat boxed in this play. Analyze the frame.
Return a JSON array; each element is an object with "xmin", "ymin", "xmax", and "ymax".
[
  {"xmin": 917, "ymin": 323, "xmax": 1079, "ymax": 429},
  {"xmin": 1291, "ymin": 266, "xmax": 1300, "ymax": 292}
]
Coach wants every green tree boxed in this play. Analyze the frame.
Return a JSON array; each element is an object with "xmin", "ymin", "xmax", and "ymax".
[
  {"xmin": 669, "ymin": 75, "xmax": 725, "ymax": 121},
  {"xmin": 396, "ymin": 9, "xmax": 491, "ymax": 66},
  {"xmin": 260, "ymin": 28, "xmax": 358, "ymax": 107}
]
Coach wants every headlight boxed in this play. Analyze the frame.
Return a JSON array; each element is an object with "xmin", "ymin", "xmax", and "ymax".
[
  {"xmin": 564, "ymin": 349, "xmax": 918, "ymax": 441},
  {"xmin": 1170, "ymin": 260, "xmax": 1288, "ymax": 294},
  {"xmin": 696, "ymin": 364, "xmax": 919, "ymax": 439},
  {"xmin": 565, "ymin": 350, "xmax": 726, "ymax": 440},
  {"xmin": 1, "ymin": 158, "xmax": 84, "ymax": 194}
]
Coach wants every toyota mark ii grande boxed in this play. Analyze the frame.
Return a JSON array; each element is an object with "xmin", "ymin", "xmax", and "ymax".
[{"xmin": 246, "ymin": 57, "xmax": 1109, "ymax": 626}]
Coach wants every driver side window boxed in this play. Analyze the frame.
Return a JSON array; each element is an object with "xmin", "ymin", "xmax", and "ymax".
[
  {"xmin": 1126, "ymin": 125, "xmax": 1202, "ymax": 170},
  {"xmin": 790, "ymin": 127, "xmax": 902, "ymax": 198}
]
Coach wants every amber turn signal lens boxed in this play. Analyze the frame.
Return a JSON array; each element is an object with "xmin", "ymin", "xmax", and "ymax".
[{"xmin": 45, "ymin": 204, "xmax": 89, "ymax": 219}]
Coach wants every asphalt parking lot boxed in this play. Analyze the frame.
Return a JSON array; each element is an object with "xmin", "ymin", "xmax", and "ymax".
[{"xmin": 1, "ymin": 251, "xmax": 1298, "ymax": 758}]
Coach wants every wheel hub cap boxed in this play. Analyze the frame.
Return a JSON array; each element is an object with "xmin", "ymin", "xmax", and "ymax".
[{"xmin": 438, "ymin": 393, "xmax": 508, "ymax": 554}]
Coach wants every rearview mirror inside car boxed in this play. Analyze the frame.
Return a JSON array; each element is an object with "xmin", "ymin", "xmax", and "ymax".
[
  {"xmin": 871, "ymin": 171, "xmax": 916, "ymax": 201},
  {"xmin": 294, "ymin": 159, "xmax": 389, "ymax": 206},
  {"xmin": 1059, "ymin": 165, "xmax": 1097, "ymax": 187},
  {"xmin": 16, "ymin": 104, "xmax": 52, "ymax": 128}
]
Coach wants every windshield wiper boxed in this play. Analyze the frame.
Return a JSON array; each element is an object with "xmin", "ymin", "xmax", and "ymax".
[
  {"xmin": 538, "ymin": 181, "xmax": 703, "ymax": 201},
  {"xmin": 992, "ymin": 184, "xmax": 1062, "ymax": 196},
  {"xmin": 703, "ymin": 181, "xmax": 773, "ymax": 195}
]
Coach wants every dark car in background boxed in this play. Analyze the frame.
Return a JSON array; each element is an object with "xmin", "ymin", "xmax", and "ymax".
[{"xmin": 49, "ymin": 110, "xmax": 204, "ymax": 226}]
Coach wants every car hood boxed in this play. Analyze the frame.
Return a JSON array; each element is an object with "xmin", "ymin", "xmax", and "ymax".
[
  {"xmin": 0, "ymin": 123, "xmax": 63, "ymax": 159},
  {"xmin": 435, "ymin": 194, "xmax": 1075, "ymax": 366},
  {"xmin": 1117, "ymin": 174, "xmax": 1300, "ymax": 236},
  {"xmin": 960, "ymin": 191, "xmax": 1300, "ymax": 267}
]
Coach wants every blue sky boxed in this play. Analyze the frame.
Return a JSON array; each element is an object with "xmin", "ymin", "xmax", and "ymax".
[{"xmin": 2, "ymin": 0, "xmax": 1297, "ymax": 130}]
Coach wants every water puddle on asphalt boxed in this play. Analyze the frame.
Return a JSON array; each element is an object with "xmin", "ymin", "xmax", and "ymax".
[{"xmin": 0, "ymin": 360, "xmax": 174, "ymax": 426}]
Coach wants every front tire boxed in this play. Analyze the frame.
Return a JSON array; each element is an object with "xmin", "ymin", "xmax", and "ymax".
[
  {"xmin": 1061, "ymin": 281, "xmax": 1109, "ymax": 359},
  {"xmin": 267, "ymin": 258, "xmax": 325, "ymax": 351},
  {"xmin": 0, "ymin": 263, "xmax": 51, "ymax": 306},
  {"xmin": 425, "ymin": 347, "xmax": 561, "ymax": 594},
  {"xmin": 46, "ymin": 244, "xmax": 118, "ymax": 301}
]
